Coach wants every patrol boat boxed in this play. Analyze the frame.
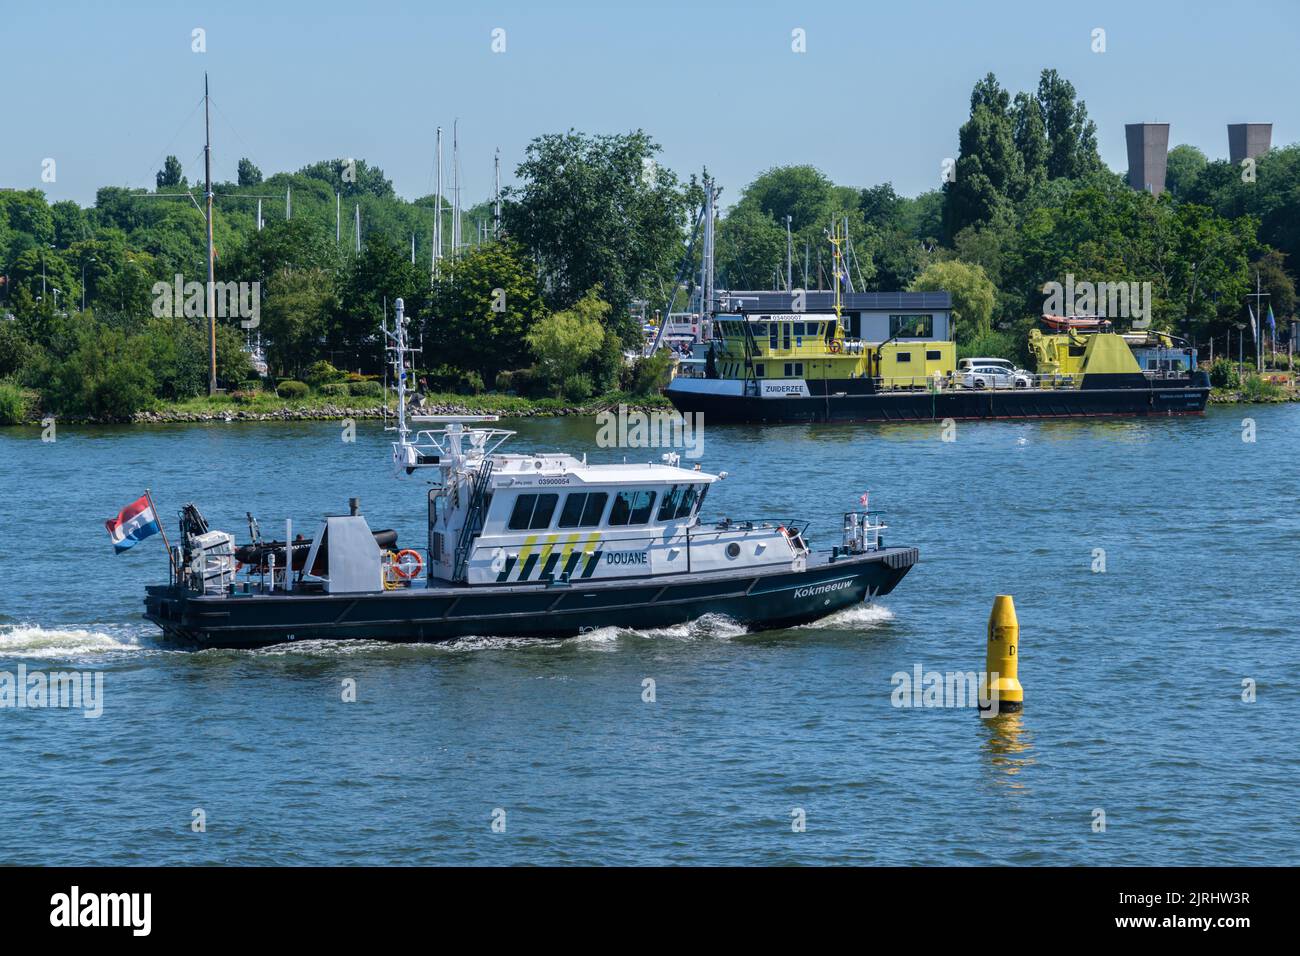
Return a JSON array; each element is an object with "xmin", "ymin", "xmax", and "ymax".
[{"xmin": 143, "ymin": 300, "xmax": 917, "ymax": 648}]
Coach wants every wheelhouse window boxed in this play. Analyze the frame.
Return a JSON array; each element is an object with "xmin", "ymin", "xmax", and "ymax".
[
  {"xmin": 507, "ymin": 493, "xmax": 558, "ymax": 531},
  {"xmin": 755, "ymin": 363, "xmax": 765, "ymax": 377},
  {"xmin": 608, "ymin": 490, "xmax": 656, "ymax": 526},
  {"xmin": 657, "ymin": 484, "xmax": 702, "ymax": 522},
  {"xmin": 557, "ymin": 491, "xmax": 609, "ymax": 528},
  {"xmin": 889, "ymin": 314, "xmax": 933, "ymax": 338},
  {"xmin": 896, "ymin": 352, "xmax": 912, "ymax": 363},
  {"xmin": 926, "ymin": 350, "xmax": 941, "ymax": 360}
]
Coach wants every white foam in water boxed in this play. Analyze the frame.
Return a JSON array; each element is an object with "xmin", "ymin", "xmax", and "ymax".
[
  {"xmin": 796, "ymin": 603, "xmax": 895, "ymax": 630},
  {"xmin": 0, "ymin": 624, "xmax": 146, "ymax": 659}
]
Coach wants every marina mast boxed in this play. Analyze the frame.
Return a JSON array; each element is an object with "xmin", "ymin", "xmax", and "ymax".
[
  {"xmin": 494, "ymin": 147, "xmax": 501, "ymax": 238},
  {"xmin": 203, "ymin": 73, "xmax": 217, "ymax": 396},
  {"xmin": 452, "ymin": 120, "xmax": 461, "ymax": 256},
  {"xmin": 432, "ymin": 126, "xmax": 443, "ymax": 279}
]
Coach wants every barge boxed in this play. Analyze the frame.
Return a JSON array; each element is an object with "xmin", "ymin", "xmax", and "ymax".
[{"xmin": 666, "ymin": 309, "xmax": 1209, "ymax": 424}]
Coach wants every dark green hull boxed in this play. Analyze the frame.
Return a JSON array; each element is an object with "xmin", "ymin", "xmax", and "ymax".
[{"xmin": 144, "ymin": 548, "xmax": 918, "ymax": 649}]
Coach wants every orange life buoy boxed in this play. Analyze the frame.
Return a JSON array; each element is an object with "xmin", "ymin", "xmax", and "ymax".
[
  {"xmin": 392, "ymin": 549, "xmax": 423, "ymax": 579},
  {"xmin": 393, "ymin": 549, "xmax": 423, "ymax": 579}
]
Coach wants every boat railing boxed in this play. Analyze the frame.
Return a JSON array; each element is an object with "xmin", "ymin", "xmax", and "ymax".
[
  {"xmin": 840, "ymin": 510, "xmax": 888, "ymax": 554},
  {"xmin": 872, "ymin": 373, "xmax": 1081, "ymax": 391},
  {"xmin": 707, "ymin": 516, "xmax": 809, "ymax": 536}
]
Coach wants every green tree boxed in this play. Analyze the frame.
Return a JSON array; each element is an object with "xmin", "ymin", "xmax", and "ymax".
[
  {"xmin": 526, "ymin": 288, "xmax": 609, "ymax": 396},
  {"xmin": 237, "ymin": 158, "xmax": 263, "ymax": 187},
  {"xmin": 503, "ymin": 130, "xmax": 690, "ymax": 336},
  {"xmin": 1036, "ymin": 69, "xmax": 1101, "ymax": 180},
  {"xmin": 260, "ymin": 267, "xmax": 336, "ymax": 377},
  {"xmin": 333, "ymin": 234, "xmax": 427, "ymax": 366},
  {"xmin": 428, "ymin": 240, "xmax": 548, "ymax": 381},
  {"xmin": 1012, "ymin": 92, "xmax": 1049, "ymax": 192},
  {"xmin": 716, "ymin": 205, "xmax": 786, "ymax": 289},
  {"xmin": 1165, "ymin": 145, "xmax": 1208, "ymax": 198},
  {"xmin": 911, "ymin": 260, "xmax": 996, "ymax": 341},
  {"xmin": 942, "ymin": 74, "xmax": 1024, "ymax": 240},
  {"xmin": 156, "ymin": 155, "xmax": 187, "ymax": 190},
  {"xmin": 46, "ymin": 322, "xmax": 156, "ymax": 419}
]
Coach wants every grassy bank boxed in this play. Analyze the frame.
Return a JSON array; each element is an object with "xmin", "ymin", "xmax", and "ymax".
[{"xmin": 120, "ymin": 389, "xmax": 672, "ymax": 424}]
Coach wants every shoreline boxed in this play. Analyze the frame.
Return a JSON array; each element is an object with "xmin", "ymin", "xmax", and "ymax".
[
  {"xmin": 2, "ymin": 388, "xmax": 1294, "ymax": 427},
  {"xmin": 3, "ymin": 394, "xmax": 673, "ymax": 426}
]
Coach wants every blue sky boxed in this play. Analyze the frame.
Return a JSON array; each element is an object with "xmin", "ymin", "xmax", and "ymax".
[{"xmin": 5, "ymin": 0, "xmax": 1297, "ymax": 208}]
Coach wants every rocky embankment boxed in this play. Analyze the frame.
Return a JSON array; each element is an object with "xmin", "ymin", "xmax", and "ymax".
[{"xmin": 127, "ymin": 401, "xmax": 656, "ymax": 424}]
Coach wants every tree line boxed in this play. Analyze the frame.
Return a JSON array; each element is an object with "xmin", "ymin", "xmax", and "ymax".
[{"xmin": 1, "ymin": 67, "xmax": 1296, "ymax": 421}]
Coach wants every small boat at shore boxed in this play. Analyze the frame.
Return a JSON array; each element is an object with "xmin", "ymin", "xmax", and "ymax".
[{"xmin": 143, "ymin": 299, "xmax": 917, "ymax": 648}]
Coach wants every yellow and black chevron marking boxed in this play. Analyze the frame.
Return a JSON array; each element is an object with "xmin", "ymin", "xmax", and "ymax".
[{"xmin": 497, "ymin": 532, "xmax": 603, "ymax": 582}]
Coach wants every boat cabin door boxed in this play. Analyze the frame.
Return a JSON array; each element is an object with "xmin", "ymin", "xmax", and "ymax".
[{"xmin": 427, "ymin": 489, "xmax": 441, "ymax": 582}]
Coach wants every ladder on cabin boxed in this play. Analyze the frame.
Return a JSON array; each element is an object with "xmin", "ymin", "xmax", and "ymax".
[{"xmin": 452, "ymin": 459, "xmax": 494, "ymax": 582}]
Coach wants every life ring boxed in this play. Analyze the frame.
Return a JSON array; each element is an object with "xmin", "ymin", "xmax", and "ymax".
[
  {"xmin": 829, "ymin": 339, "xmax": 843, "ymax": 354},
  {"xmin": 393, "ymin": 549, "xmax": 424, "ymax": 579}
]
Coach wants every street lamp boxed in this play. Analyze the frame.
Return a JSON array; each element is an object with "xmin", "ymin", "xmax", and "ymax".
[{"xmin": 81, "ymin": 256, "xmax": 97, "ymax": 312}]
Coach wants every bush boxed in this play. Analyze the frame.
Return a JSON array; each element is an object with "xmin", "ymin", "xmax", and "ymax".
[
  {"xmin": 423, "ymin": 365, "xmax": 484, "ymax": 395},
  {"xmin": 304, "ymin": 360, "xmax": 346, "ymax": 387},
  {"xmin": 560, "ymin": 372, "xmax": 593, "ymax": 403},
  {"xmin": 276, "ymin": 380, "xmax": 310, "ymax": 399},
  {"xmin": 318, "ymin": 382, "xmax": 350, "ymax": 397},
  {"xmin": 957, "ymin": 329, "xmax": 1020, "ymax": 364},
  {"xmin": 494, "ymin": 367, "xmax": 541, "ymax": 397},
  {"xmin": 624, "ymin": 350, "xmax": 673, "ymax": 396},
  {"xmin": 1240, "ymin": 374, "xmax": 1286, "ymax": 402},
  {"xmin": 1209, "ymin": 358, "xmax": 1240, "ymax": 389},
  {"xmin": 0, "ymin": 380, "xmax": 28, "ymax": 425},
  {"xmin": 45, "ymin": 322, "xmax": 156, "ymax": 419},
  {"xmin": 0, "ymin": 322, "xmax": 31, "ymax": 378},
  {"xmin": 348, "ymin": 379, "xmax": 383, "ymax": 397}
]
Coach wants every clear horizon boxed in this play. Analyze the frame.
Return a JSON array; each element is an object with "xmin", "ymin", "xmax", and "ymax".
[{"xmin": 4, "ymin": 0, "xmax": 1297, "ymax": 209}]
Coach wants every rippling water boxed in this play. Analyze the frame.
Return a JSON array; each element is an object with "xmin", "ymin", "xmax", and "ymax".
[{"xmin": 1, "ymin": 406, "xmax": 1296, "ymax": 865}]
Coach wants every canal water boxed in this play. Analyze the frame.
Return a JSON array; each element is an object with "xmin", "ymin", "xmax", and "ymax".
[{"xmin": 1, "ymin": 406, "xmax": 1296, "ymax": 865}]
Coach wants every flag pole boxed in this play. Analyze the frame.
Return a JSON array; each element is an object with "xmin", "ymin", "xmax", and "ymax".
[{"xmin": 145, "ymin": 488, "xmax": 178, "ymax": 582}]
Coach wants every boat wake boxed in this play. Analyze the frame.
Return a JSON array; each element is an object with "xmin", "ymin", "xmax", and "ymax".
[
  {"xmin": 795, "ymin": 603, "xmax": 895, "ymax": 630},
  {"xmin": 0, "ymin": 623, "xmax": 155, "ymax": 660}
]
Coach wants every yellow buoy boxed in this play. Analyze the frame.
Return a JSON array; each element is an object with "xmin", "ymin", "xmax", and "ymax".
[{"xmin": 981, "ymin": 595, "xmax": 1023, "ymax": 714}]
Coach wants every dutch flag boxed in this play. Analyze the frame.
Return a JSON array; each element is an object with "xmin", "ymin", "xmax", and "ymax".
[{"xmin": 105, "ymin": 494, "xmax": 161, "ymax": 554}]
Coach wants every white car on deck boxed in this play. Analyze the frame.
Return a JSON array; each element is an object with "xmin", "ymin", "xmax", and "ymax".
[{"xmin": 958, "ymin": 363, "xmax": 1035, "ymax": 389}]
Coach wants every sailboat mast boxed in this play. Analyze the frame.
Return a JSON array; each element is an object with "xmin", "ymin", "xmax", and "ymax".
[
  {"xmin": 452, "ymin": 120, "xmax": 461, "ymax": 255},
  {"xmin": 493, "ymin": 147, "xmax": 501, "ymax": 238},
  {"xmin": 204, "ymin": 73, "xmax": 217, "ymax": 396},
  {"xmin": 433, "ymin": 126, "xmax": 443, "ymax": 278}
]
